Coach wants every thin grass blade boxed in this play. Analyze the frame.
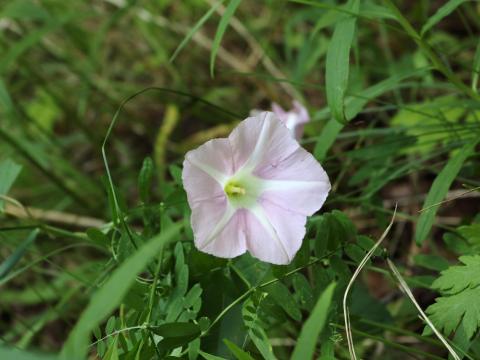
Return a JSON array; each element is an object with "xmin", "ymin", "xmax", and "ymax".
[
  {"xmin": 421, "ymin": 0, "xmax": 467, "ymax": 36},
  {"xmin": 0, "ymin": 230, "xmax": 38, "ymax": 280},
  {"xmin": 343, "ymin": 206, "xmax": 397, "ymax": 360},
  {"xmin": 0, "ymin": 158, "xmax": 22, "ymax": 211},
  {"xmin": 210, "ymin": 0, "xmax": 242, "ymax": 77},
  {"xmin": 472, "ymin": 40, "xmax": 480, "ymax": 92},
  {"xmin": 415, "ymin": 139, "xmax": 479, "ymax": 245},
  {"xmin": 291, "ymin": 282, "xmax": 336, "ymax": 360},
  {"xmin": 170, "ymin": 0, "xmax": 226, "ymax": 63},
  {"xmin": 387, "ymin": 259, "xmax": 461, "ymax": 360}
]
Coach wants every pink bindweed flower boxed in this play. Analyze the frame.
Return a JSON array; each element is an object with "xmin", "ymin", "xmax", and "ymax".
[
  {"xmin": 182, "ymin": 112, "xmax": 330, "ymax": 265},
  {"xmin": 271, "ymin": 100, "xmax": 310, "ymax": 140}
]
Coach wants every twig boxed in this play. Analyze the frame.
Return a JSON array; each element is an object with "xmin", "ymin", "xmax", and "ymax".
[
  {"xmin": 419, "ymin": 186, "xmax": 480, "ymax": 213},
  {"xmin": 4, "ymin": 202, "xmax": 105, "ymax": 228},
  {"xmin": 387, "ymin": 259, "xmax": 461, "ymax": 360},
  {"xmin": 343, "ymin": 205, "xmax": 397, "ymax": 360}
]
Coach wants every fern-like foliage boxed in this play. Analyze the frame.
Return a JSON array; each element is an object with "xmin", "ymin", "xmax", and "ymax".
[
  {"xmin": 426, "ymin": 255, "xmax": 480, "ymax": 339},
  {"xmin": 431, "ymin": 255, "xmax": 480, "ymax": 293},
  {"xmin": 242, "ymin": 294, "xmax": 276, "ymax": 360}
]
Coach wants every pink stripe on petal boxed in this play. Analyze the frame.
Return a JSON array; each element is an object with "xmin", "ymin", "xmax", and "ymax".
[
  {"xmin": 190, "ymin": 195, "xmax": 228, "ymax": 245},
  {"xmin": 260, "ymin": 181, "xmax": 329, "ymax": 217},
  {"xmin": 230, "ymin": 112, "xmax": 298, "ymax": 173},
  {"xmin": 182, "ymin": 158, "xmax": 225, "ymax": 205},
  {"xmin": 185, "ymin": 138, "xmax": 234, "ymax": 180},
  {"xmin": 254, "ymin": 146, "xmax": 331, "ymax": 216},
  {"xmin": 197, "ymin": 208, "xmax": 247, "ymax": 259},
  {"xmin": 245, "ymin": 202, "xmax": 306, "ymax": 265},
  {"xmin": 255, "ymin": 143, "xmax": 328, "ymax": 182}
]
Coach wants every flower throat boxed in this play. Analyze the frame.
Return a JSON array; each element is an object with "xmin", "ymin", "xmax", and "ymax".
[{"xmin": 224, "ymin": 180, "xmax": 246, "ymax": 198}]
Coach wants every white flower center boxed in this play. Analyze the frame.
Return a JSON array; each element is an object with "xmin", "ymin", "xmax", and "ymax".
[{"xmin": 223, "ymin": 172, "xmax": 262, "ymax": 209}]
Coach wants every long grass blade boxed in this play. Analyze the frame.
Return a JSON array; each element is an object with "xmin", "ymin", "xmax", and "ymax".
[
  {"xmin": 210, "ymin": 0, "xmax": 242, "ymax": 77},
  {"xmin": 60, "ymin": 224, "xmax": 182, "ymax": 359},
  {"xmin": 343, "ymin": 205, "xmax": 397, "ymax": 360},
  {"xmin": 387, "ymin": 259, "xmax": 461, "ymax": 360},
  {"xmin": 415, "ymin": 139, "xmax": 479, "ymax": 245},
  {"xmin": 0, "ymin": 230, "xmax": 38, "ymax": 280},
  {"xmin": 291, "ymin": 282, "xmax": 336, "ymax": 360},
  {"xmin": 420, "ymin": 0, "xmax": 467, "ymax": 36},
  {"xmin": 170, "ymin": 0, "xmax": 226, "ymax": 63},
  {"xmin": 472, "ymin": 40, "xmax": 480, "ymax": 92},
  {"xmin": 325, "ymin": 0, "xmax": 359, "ymax": 125}
]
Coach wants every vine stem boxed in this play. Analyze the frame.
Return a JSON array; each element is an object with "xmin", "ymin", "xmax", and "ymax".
[{"xmin": 206, "ymin": 248, "xmax": 342, "ymax": 333}]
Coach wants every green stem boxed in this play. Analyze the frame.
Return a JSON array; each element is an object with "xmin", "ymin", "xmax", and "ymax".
[
  {"xmin": 207, "ymin": 248, "xmax": 342, "ymax": 332},
  {"xmin": 146, "ymin": 253, "xmax": 163, "ymax": 323}
]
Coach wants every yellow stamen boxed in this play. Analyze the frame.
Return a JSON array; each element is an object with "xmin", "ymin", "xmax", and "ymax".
[{"xmin": 225, "ymin": 182, "xmax": 246, "ymax": 197}]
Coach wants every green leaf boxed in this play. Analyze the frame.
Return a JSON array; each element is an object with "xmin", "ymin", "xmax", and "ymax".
[
  {"xmin": 188, "ymin": 338, "xmax": 200, "ymax": 360},
  {"xmin": 0, "ymin": 158, "xmax": 22, "ymax": 210},
  {"xmin": 60, "ymin": 224, "xmax": 182, "ymax": 360},
  {"xmin": 223, "ymin": 339, "xmax": 255, "ymax": 360},
  {"xmin": 198, "ymin": 351, "xmax": 228, "ymax": 360},
  {"xmin": 170, "ymin": 0, "xmax": 226, "ymax": 63},
  {"xmin": 314, "ymin": 68, "xmax": 426, "ymax": 160},
  {"xmin": 313, "ymin": 119, "xmax": 343, "ymax": 161},
  {"xmin": 421, "ymin": 0, "xmax": 467, "ymax": 36},
  {"xmin": 390, "ymin": 95, "xmax": 469, "ymax": 155},
  {"xmin": 292, "ymin": 273, "xmax": 314, "ymax": 310},
  {"xmin": 151, "ymin": 322, "xmax": 201, "ymax": 351},
  {"xmin": 291, "ymin": 282, "xmax": 336, "ymax": 360},
  {"xmin": 458, "ymin": 223, "xmax": 480, "ymax": 244},
  {"xmin": 426, "ymin": 287, "xmax": 480, "ymax": 339},
  {"xmin": 415, "ymin": 140, "xmax": 479, "ymax": 244},
  {"xmin": 103, "ymin": 336, "xmax": 119, "ymax": 360},
  {"xmin": 242, "ymin": 296, "xmax": 276, "ymax": 360},
  {"xmin": 0, "ymin": 346, "xmax": 57, "ymax": 360},
  {"xmin": 472, "ymin": 40, "xmax": 480, "ymax": 92},
  {"xmin": 314, "ymin": 210, "xmax": 355, "ymax": 258},
  {"xmin": 432, "ymin": 255, "xmax": 480, "ymax": 294},
  {"xmin": 210, "ymin": 0, "xmax": 242, "ymax": 77},
  {"xmin": 86, "ymin": 228, "xmax": 109, "ymax": 248},
  {"xmin": 1, "ymin": 0, "xmax": 50, "ymax": 20},
  {"xmin": 413, "ymin": 254, "xmax": 449, "ymax": 272},
  {"xmin": 0, "ymin": 77, "xmax": 14, "ymax": 112},
  {"xmin": 325, "ymin": 0, "xmax": 359, "ymax": 124},
  {"xmin": 267, "ymin": 282, "xmax": 302, "ymax": 321},
  {"xmin": 138, "ymin": 157, "xmax": 153, "ymax": 203},
  {"xmin": 0, "ymin": 230, "xmax": 38, "ymax": 279}
]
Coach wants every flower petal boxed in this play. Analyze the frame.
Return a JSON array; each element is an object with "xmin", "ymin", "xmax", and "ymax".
[
  {"xmin": 182, "ymin": 156, "xmax": 225, "ymax": 206},
  {"xmin": 183, "ymin": 138, "xmax": 246, "ymax": 258},
  {"xmin": 184, "ymin": 138, "xmax": 234, "ymax": 185},
  {"xmin": 245, "ymin": 201, "xmax": 306, "ymax": 265},
  {"xmin": 256, "ymin": 146, "xmax": 331, "ymax": 216},
  {"xmin": 272, "ymin": 101, "xmax": 310, "ymax": 140},
  {"xmin": 292, "ymin": 100, "xmax": 310, "ymax": 125},
  {"xmin": 182, "ymin": 110, "xmax": 330, "ymax": 265},
  {"xmin": 194, "ymin": 206, "xmax": 247, "ymax": 259},
  {"xmin": 229, "ymin": 112, "xmax": 298, "ymax": 174}
]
